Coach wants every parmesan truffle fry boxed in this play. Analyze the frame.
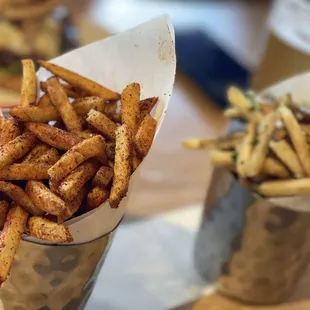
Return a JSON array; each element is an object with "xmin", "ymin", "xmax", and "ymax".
[
  {"xmin": 279, "ymin": 105, "xmax": 310, "ymax": 176},
  {"xmin": 46, "ymin": 77, "xmax": 82, "ymax": 132},
  {"xmin": 26, "ymin": 122, "xmax": 82, "ymax": 150},
  {"xmin": 223, "ymin": 107, "xmax": 243, "ymax": 119},
  {"xmin": 38, "ymin": 60, "xmax": 120, "ymax": 100},
  {"xmin": 0, "ymin": 203, "xmax": 28, "ymax": 284},
  {"xmin": 48, "ymin": 135, "xmax": 106, "ymax": 183},
  {"xmin": 0, "ymin": 181, "xmax": 43, "ymax": 216},
  {"xmin": 0, "ymin": 163, "xmax": 51, "ymax": 180},
  {"xmin": 0, "ymin": 132, "xmax": 37, "ymax": 170},
  {"xmin": 269, "ymin": 140, "xmax": 305, "ymax": 178},
  {"xmin": 20, "ymin": 59, "xmax": 37, "ymax": 106},
  {"xmin": 28, "ymin": 217, "xmax": 73, "ymax": 243}
]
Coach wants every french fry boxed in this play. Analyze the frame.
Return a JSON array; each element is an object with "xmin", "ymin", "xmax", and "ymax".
[
  {"xmin": 110, "ymin": 125, "xmax": 131, "ymax": 208},
  {"xmin": 37, "ymin": 94, "xmax": 53, "ymax": 107},
  {"xmin": 210, "ymin": 150, "xmax": 235, "ymax": 169},
  {"xmin": 104, "ymin": 101, "xmax": 117, "ymax": 117},
  {"xmin": 58, "ymin": 186, "xmax": 86, "ymax": 223},
  {"xmin": 0, "ymin": 163, "xmax": 51, "ymax": 180},
  {"xmin": 279, "ymin": 105, "xmax": 310, "ymax": 176},
  {"xmin": 139, "ymin": 97, "xmax": 158, "ymax": 122},
  {"xmin": 0, "ymin": 132, "xmax": 37, "ymax": 170},
  {"xmin": 74, "ymin": 131, "xmax": 95, "ymax": 140},
  {"xmin": 106, "ymin": 142, "xmax": 115, "ymax": 160},
  {"xmin": 0, "ymin": 116, "xmax": 5, "ymax": 131},
  {"xmin": 92, "ymin": 166, "xmax": 114, "ymax": 188},
  {"xmin": 182, "ymin": 135, "xmax": 244, "ymax": 150},
  {"xmin": 0, "ymin": 201, "xmax": 9, "ymax": 230},
  {"xmin": 48, "ymin": 135, "xmax": 106, "ymax": 183},
  {"xmin": 301, "ymin": 124, "xmax": 310, "ymax": 136},
  {"xmin": 132, "ymin": 149, "xmax": 142, "ymax": 171},
  {"xmin": 28, "ymin": 217, "xmax": 73, "ymax": 243},
  {"xmin": 38, "ymin": 60, "xmax": 120, "ymax": 100},
  {"xmin": 121, "ymin": 83, "xmax": 140, "ymax": 137},
  {"xmin": 40, "ymin": 81, "xmax": 85, "ymax": 99},
  {"xmin": 111, "ymin": 113, "xmax": 122, "ymax": 123},
  {"xmin": 22, "ymin": 143, "xmax": 50, "ymax": 163},
  {"xmin": 227, "ymin": 87, "xmax": 262, "ymax": 122},
  {"xmin": 134, "ymin": 114, "xmax": 157, "ymax": 156},
  {"xmin": 86, "ymin": 186, "xmax": 109, "ymax": 212},
  {"xmin": 72, "ymin": 96, "xmax": 105, "ymax": 116},
  {"xmin": 26, "ymin": 122, "xmax": 82, "ymax": 150},
  {"xmin": 272, "ymin": 128, "xmax": 287, "ymax": 141},
  {"xmin": 262, "ymin": 157, "xmax": 290, "ymax": 179},
  {"xmin": 0, "ymin": 119, "xmax": 23, "ymax": 146},
  {"xmin": 259, "ymin": 103, "xmax": 275, "ymax": 115},
  {"xmin": 257, "ymin": 178, "xmax": 310, "ymax": 197},
  {"xmin": 223, "ymin": 107, "xmax": 243, "ymax": 119},
  {"xmin": 86, "ymin": 109, "xmax": 117, "ymax": 141},
  {"xmin": 35, "ymin": 148, "xmax": 60, "ymax": 165},
  {"xmin": 58, "ymin": 160, "xmax": 99, "ymax": 201},
  {"xmin": 26, "ymin": 181, "xmax": 69, "ymax": 219},
  {"xmin": 269, "ymin": 140, "xmax": 305, "ymax": 178},
  {"xmin": 9, "ymin": 105, "xmax": 60, "ymax": 123},
  {"xmin": 246, "ymin": 112, "xmax": 277, "ymax": 177},
  {"xmin": 20, "ymin": 59, "xmax": 37, "ymax": 106},
  {"xmin": 237, "ymin": 120, "xmax": 256, "ymax": 177},
  {"xmin": 0, "ymin": 203, "xmax": 28, "ymax": 284},
  {"xmin": 46, "ymin": 77, "xmax": 82, "ymax": 132},
  {"xmin": 0, "ymin": 181, "xmax": 43, "ymax": 215}
]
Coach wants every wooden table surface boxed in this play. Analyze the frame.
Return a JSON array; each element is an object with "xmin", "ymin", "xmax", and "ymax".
[{"xmin": 67, "ymin": 1, "xmax": 310, "ymax": 309}]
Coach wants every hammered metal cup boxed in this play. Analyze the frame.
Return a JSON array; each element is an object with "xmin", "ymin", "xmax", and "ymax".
[
  {"xmin": 0, "ymin": 223, "xmax": 119, "ymax": 310},
  {"xmin": 194, "ymin": 167, "xmax": 310, "ymax": 305}
]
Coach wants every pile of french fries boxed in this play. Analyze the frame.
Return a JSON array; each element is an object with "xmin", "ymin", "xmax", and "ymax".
[
  {"xmin": 0, "ymin": 59, "xmax": 158, "ymax": 284},
  {"xmin": 184, "ymin": 86, "xmax": 310, "ymax": 198}
]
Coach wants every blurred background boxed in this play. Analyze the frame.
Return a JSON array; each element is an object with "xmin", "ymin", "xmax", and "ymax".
[{"xmin": 2, "ymin": 0, "xmax": 310, "ymax": 309}]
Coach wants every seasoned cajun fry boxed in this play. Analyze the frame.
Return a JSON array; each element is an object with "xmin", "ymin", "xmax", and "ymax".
[
  {"xmin": 139, "ymin": 97, "xmax": 158, "ymax": 122},
  {"xmin": 121, "ymin": 83, "xmax": 140, "ymax": 137},
  {"xmin": 0, "ymin": 119, "xmax": 23, "ymax": 146},
  {"xmin": 223, "ymin": 107, "xmax": 243, "ymax": 119},
  {"xmin": 0, "ymin": 132, "xmax": 37, "ymax": 170},
  {"xmin": 269, "ymin": 140, "xmax": 305, "ymax": 178},
  {"xmin": 279, "ymin": 105, "xmax": 310, "ymax": 176},
  {"xmin": 0, "ymin": 201, "xmax": 9, "ymax": 230},
  {"xmin": 22, "ymin": 143, "xmax": 50, "ymax": 163},
  {"xmin": 38, "ymin": 60, "xmax": 120, "ymax": 100},
  {"xmin": 9, "ymin": 104, "xmax": 60, "ymax": 123},
  {"xmin": 237, "ymin": 120, "xmax": 256, "ymax": 177},
  {"xmin": 86, "ymin": 186, "xmax": 109, "ymax": 212},
  {"xmin": 106, "ymin": 142, "xmax": 115, "ymax": 160},
  {"xmin": 72, "ymin": 96, "xmax": 105, "ymax": 116},
  {"xmin": 110, "ymin": 125, "xmax": 131, "ymax": 208},
  {"xmin": 246, "ymin": 112, "xmax": 277, "ymax": 177},
  {"xmin": 0, "ymin": 203, "xmax": 28, "ymax": 284},
  {"xmin": 48, "ymin": 135, "xmax": 106, "ymax": 183},
  {"xmin": 37, "ymin": 94, "xmax": 53, "ymax": 107},
  {"xmin": 92, "ymin": 166, "xmax": 114, "ymax": 188},
  {"xmin": 134, "ymin": 114, "xmax": 157, "ymax": 156},
  {"xmin": 104, "ymin": 101, "xmax": 117, "ymax": 117},
  {"xmin": 35, "ymin": 148, "xmax": 60, "ymax": 165},
  {"xmin": 26, "ymin": 181, "xmax": 69, "ymax": 219},
  {"xmin": 257, "ymin": 178, "xmax": 310, "ymax": 197},
  {"xmin": 40, "ymin": 81, "xmax": 85, "ymax": 99},
  {"xmin": 112, "ymin": 113, "xmax": 122, "ymax": 123},
  {"xmin": 0, "ymin": 163, "xmax": 51, "ymax": 180},
  {"xmin": 28, "ymin": 217, "xmax": 73, "ymax": 243},
  {"xmin": 58, "ymin": 160, "xmax": 99, "ymax": 201},
  {"xmin": 227, "ymin": 86, "xmax": 262, "ymax": 122},
  {"xmin": 46, "ymin": 77, "xmax": 82, "ymax": 132},
  {"xmin": 86, "ymin": 109, "xmax": 117, "ymax": 141},
  {"xmin": 58, "ymin": 187, "xmax": 87, "ymax": 223},
  {"xmin": 74, "ymin": 131, "xmax": 95, "ymax": 140},
  {"xmin": 0, "ymin": 181, "xmax": 43, "ymax": 215},
  {"xmin": 263, "ymin": 157, "xmax": 290, "ymax": 179},
  {"xmin": 26, "ymin": 122, "xmax": 82, "ymax": 150},
  {"xmin": 20, "ymin": 59, "xmax": 37, "ymax": 106},
  {"xmin": 132, "ymin": 149, "xmax": 142, "ymax": 171},
  {"xmin": 0, "ymin": 117, "xmax": 5, "ymax": 132}
]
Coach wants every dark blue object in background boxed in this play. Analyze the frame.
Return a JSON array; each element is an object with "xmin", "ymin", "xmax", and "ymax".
[{"xmin": 175, "ymin": 30, "xmax": 251, "ymax": 108}]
